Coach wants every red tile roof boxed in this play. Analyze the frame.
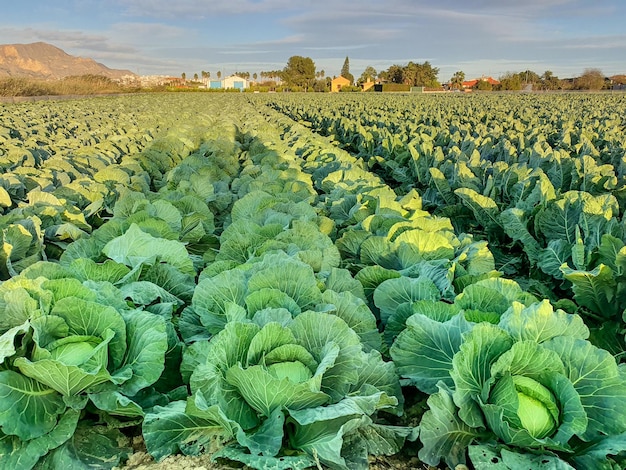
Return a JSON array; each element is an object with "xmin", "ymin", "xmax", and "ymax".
[{"xmin": 462, "ymin": 76, "xmax": 500, "ymax": 87}]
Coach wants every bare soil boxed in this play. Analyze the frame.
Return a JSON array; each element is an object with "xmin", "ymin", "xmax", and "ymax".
[{"xmin": 115, "ymin": 436, "xmax": 436, "ymax": 470}]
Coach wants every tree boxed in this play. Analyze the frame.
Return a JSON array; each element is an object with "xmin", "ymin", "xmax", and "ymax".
[
  {"xmin": 401, "ymin": 61, "xmax": 440, "ymax": 87},
  {"xmin": 181, "ymin": 72, "xmax": 186, "ymax": 81},
  {"xmin": 450, "ymin": 71, "xmax": 465, "ymax": 90},
  {"xmin": 340, "ymin": 56, "xmax": 354, "ymax": 84},
  {"xmin": 519, "ymin": 70, "xmax": 540, "ymax": 86},
  {"xmin": 282, "ymin": 56, "xmax": 316, "ymax": 90},
  {"xmin": 499, "ymin": 72, "xmax": 522, "ymax": 90},
  {"xmin": 359, "ymin": 66, "xmax": 377, "ymax": 84},
  {"xmin": 193, "ymin": 73, "xmax": 198, "ymax": 81},
  {"xmin": 217, "ymin": 71, "xmax": 222, "ymax": 80},
  {"xmin": 313, "ymin": 79, "xmax": 328, "ymax": 92},
  {"xmin": 576, "ymin": 68, "xmax": 605, "ymax": 90},
  {"xmin": 383, "ymin": 64, "xmax": 405, "ymax": 83},
  {"xmin": 379, "ymin": 62, "xmax": 439, "ymax": 87},
  {"xmin": 474, "ymin": 79, "xmax": 492, "ymax": 91},
  {"xmin": 253, "ymin": 72, "xmax": 258, "ymax": 81},
  {"xmin": 540, "ymin": 70, "xmax": 560, "ymax": 90}
]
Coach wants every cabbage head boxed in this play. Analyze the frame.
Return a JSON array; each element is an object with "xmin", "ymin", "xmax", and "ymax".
[{"xmin": 489, "ymin": 374, "xmax": 559, "ymax": 439}]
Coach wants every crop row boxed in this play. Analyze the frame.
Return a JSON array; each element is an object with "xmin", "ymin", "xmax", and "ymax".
[{"xmin": 260, "ymin": 92, "xmax": 626, "ymax": 360}]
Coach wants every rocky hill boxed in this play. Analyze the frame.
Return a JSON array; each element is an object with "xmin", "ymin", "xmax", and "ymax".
[{"xmin": 0, "ymin": 42, "xmax": 135, "ymax": 80}]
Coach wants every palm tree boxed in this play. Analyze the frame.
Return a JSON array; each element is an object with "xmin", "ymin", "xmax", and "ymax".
[
  {"xmin": 217, "ymin": 71, "xmax": 222, "ymax": 80},
  {"xmin": 450, "ymin": 71, "xmax": 465, "ymax": 90}
]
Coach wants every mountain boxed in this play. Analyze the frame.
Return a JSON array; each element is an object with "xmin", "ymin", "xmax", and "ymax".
[{"xmin": 0, "ymin": 42, "xmax": 135, "ymax": 80}]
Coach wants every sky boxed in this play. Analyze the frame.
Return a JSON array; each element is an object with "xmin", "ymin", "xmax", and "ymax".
[{"xmin": 1, "ymin": 0, "xmax": 625, "ymax": 82}]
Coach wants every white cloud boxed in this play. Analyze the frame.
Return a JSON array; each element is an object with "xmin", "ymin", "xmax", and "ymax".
[
  {"xmin": 110, "ymin": 22, "xmax": 187, "ymax": 43},
  {"xmin": 113, "ymin": 0, "xmax": 298, "ymax": 18},
  {"xmin": 2, "ymin": 0, "xmax": 624, "ymax": 77}
]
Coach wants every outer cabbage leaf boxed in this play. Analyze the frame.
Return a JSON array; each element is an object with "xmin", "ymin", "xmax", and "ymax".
[
  {"xmin": 143, "ymin": 400, "xmax": 238, "ymax": 461},
  {"xmin": 384, "ymin": 300, "xmax": 460, "ymax": 347},
  {"xmin": 0, "ymin": 409, "xmax": 79, "ymax": 470},
  {"xmin": 319, "ymin": 289, "xmax": 381, "ymax": 352},
  {"xmin": 450, "ymin": 323, "xmax": 515, "ymax": 429},
  {"xmin": 392, "ymin": 312, "xmax": 472, "ymax": 394},
  {"xmin": 0, "ymin": 320, "xmax": 30, "ymax": 364},
  {"xmin": 247, "ymin": 254, "xmax": 322, "ymax": 313},
  {"xmin": 103, "ymin": 223, "xmax": 195, "ymax": 276},
  {"xmin": 212, "ymin": 445, "xmax": 315, "ymax": 470},
  {"xmin": 419, "ymin": 382, "xmax": 486, "ymax": 469},
  {"xmin": 115, "ymin": 310, "xmax": 168, "ymax": 396},
  {"xmin": 373, "ymin": 276, "xmax": 440, "ymax": 324},
  {"xmin": 469, "ymin": 445, "xmax": 575, "ymax": 470},
  {"xmin": 560, "ymin": 264, "xmax": 618, "ymax": 318},
  {"xmin": 499, "ymin": 300, "xmax": 589, "ymax": 343},
  {"xmin": 192, "ymin": 269, "xmax": 248, "ymax": 334},
  {"xmin": 0, "ymin": 371, "xmax": 66, "ymax": 440},
  {"xmin": 289, "ymin": 393, "xmax": 401, "ymax": 469},
  {"xmin": 543, "ymin": 336, "xmax": 626, "ymax": 441},
  {"xmin": 15, "ymin": 354, "xmax": 112, "ymax": 397},
  {"xmin": 37, "ymin": 424, "xmax": 132, "ymax": 470},
  {"xmin": 288, "ymin": 312, "xmax": 363, "ymax": 402}
]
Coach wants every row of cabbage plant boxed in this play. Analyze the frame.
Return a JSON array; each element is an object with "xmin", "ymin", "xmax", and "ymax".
[
  {"xmin": 0, "ymin": 95, "xmax": 248, "ymax": 468},
  {"xmin": 256, "ymin": 99, "xmax": 626, "ymax": 469},
  {"xmin": 1, "ymin": 93, "xmax": 625, "ymax": 469},
  {"xmin": 261, "ymin": 92, "xmax": 626, "ymax": 364}
]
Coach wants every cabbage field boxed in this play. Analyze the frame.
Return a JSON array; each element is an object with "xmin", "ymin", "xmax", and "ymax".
[{"xmin": 0, "ymin": 92, "xmax": 625, "ymax": 469}]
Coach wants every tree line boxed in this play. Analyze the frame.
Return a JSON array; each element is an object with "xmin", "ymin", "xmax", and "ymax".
[
  {"xmin": 261, "ymin": 56, "xmax": 441, "ymax": 91},
  {"xmin": 182, "ymin": 56, "xmax": 624, "ymax": 92},
  {"xmin": 451, "ymin": 69, "xmax": 622, "ymax": 91}
]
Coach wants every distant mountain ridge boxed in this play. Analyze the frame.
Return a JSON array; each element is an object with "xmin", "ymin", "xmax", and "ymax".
[{"xmin": 0, "ymin": 42, "xmax": 135, "ymax": 80}]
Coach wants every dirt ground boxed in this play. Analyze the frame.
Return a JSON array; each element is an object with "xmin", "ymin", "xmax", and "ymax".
[
  {"xmin": 115, "ymin": 391, "xmax": 445, "ymax": 470},
  {"xmin": 118, "ymin": 451, "xmax": 434, "ymax": 470},
  {"xmin": 116, "ymin": 436, "xmax": 437, "ymax": 470}
]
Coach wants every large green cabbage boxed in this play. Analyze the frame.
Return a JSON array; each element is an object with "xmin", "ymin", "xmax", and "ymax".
[
  {"xmin": 392, "ymin": 300, "xmax": 626, "ymax": 469},
  {"xmin": 144, "ymin": 311, "xmax": 412, "ymax": 469}
]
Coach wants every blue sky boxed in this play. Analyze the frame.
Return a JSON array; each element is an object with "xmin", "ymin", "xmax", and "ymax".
[{"xmin": 1, "ymin": 0, "xmax": 624, "ymax": 81}]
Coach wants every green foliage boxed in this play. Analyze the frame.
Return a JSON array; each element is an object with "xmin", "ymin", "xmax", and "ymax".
[
  {"xmin": 393, "ymin": 300, "xmax": 626, "ymax": 469},
  {"xmin": 3, "ymin": 91, "xmax": 626, "ymax": 470},
  {"xmin": 340, "ymin": 56, "xmax": 354, "ymax": 84},
  {"xmin": 379, "ymin": 61, "xmax": 440, "ymax": 87},
  {"xmin": 0, "ymin": 75, "xmax": 127, "ymax": 97},
  {"xmin": 282, "ymin": 56, "xmax": 316, "ymax": 90},
  {"xmin": 576, "ymin": 68, "xmax": 606, "ymax": 90}
]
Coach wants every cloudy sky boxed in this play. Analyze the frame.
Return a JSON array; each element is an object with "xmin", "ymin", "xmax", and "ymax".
[{"xmin": 1, "ymin": 0, "xmax": 624, "ymax": 81}]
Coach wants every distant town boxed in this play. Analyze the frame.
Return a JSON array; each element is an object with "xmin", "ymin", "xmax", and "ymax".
[
  {"xmin": 127, "ymin": 55, "xmax": 626, "ymax": 93},
  {"xmin": 1, "ymin": 43, "xmax": 624, "ymax": 97}
]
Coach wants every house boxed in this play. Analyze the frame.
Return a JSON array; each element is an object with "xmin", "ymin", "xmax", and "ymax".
[
  {"xmin": 222, "ymin": 74, "xmax": 248, "ymax": 90},
  {"xmin": 462, "ymin": 76, "xmax": 500, "ymax": 89},
  {"xmin": 331, "ymin": 76, "xmax": 351, "ymax": 92},
  {"xmin": 207, "ymin": 75, "xmax": 249, "ymax": 90},
  {"xmin": 361, "ymin": 78, "xmax": 376, "ymax": 92}
]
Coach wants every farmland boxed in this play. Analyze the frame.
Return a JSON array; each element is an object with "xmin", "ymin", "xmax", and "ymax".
[{"xmin": 1, "ymin": 92, "xmax": 625, "ymax": 469}]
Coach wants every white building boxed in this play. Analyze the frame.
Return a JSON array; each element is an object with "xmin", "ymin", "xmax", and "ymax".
[{"xmin": 208, "ymin": 74, "xmax": 248, "ymax": 90}]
